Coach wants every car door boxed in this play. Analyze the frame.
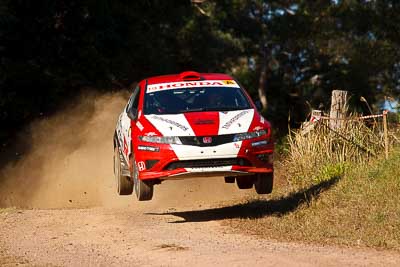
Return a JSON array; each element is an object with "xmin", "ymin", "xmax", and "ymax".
[{"xmin": 116, "ymin": 86, "xmax": 140, "ymax": 164}]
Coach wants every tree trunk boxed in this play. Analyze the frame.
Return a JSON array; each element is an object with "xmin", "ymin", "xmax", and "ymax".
[
  {"xmin": 258, "ymin": 59, "xmax": 268, "ymax": 111},
  {"xmin": 329, "ymin": 90, "xmax": 348, "ymax": 129}
]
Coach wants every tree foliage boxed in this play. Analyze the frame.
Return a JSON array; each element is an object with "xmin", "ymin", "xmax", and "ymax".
[{"xmin": 1, "ymin": 0, "xmax": 399, "ymax": 139}]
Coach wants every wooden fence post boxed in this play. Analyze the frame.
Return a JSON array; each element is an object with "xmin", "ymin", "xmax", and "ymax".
[
  {"xmin": 330, "ymin": 90, "xmax": 349, "ymax": 129},
  {"xmin": 383, "ymin": 110, "xmax": 389, "ymax": 159}
]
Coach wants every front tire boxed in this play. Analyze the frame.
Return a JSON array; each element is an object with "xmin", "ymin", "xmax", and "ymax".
[
  {"xmin": 236, "ymin": 176, "xmax": 254, "ymax": 189},
  {"xmin": 133, "ymin": 163, "xmax": 153, "ymax": 201},
  {"xmin": 114, "ymin": 147, "xmax": 133, "ymax": 195},
  {"xmin": 254, "ymin": 173, "xmax": 273, "ymax": 194}
]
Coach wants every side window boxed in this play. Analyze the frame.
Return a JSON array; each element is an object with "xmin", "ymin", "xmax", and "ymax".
[{"xmin": 126, "ymin": 86, "xmax": 140, "ymax": 113}]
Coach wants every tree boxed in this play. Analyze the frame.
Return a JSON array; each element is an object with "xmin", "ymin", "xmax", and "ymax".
[
  {"xmin": 198, "ymin": 0, "xmax": 400, "ymax": 128},
  {"xmin": 1, "ymin": 0, "xmax": 399, "ymax": 141}
]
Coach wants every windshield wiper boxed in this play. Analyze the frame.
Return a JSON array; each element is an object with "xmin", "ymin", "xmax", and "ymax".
[
  {"xmin": 180, "ymin": 108, "xmax": 206, "ymax": 113},
  {"xmin": 214, "ymin": 106, "xmax": 248, "ymax": 111},
  {"xmin": 180, "ymin": 106, "xmax": 249, "ymax": 113}
]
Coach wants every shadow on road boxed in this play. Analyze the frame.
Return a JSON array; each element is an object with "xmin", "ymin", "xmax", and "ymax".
[{"xmin": 147, "ymin": 175, "xmax": 340, "ymax": 223}]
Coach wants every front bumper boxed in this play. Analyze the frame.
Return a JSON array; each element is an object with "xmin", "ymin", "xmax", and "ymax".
[
  {"xmin": 134, "ymin": 139, "xmax": 274, "ymax": 181},
  {"xmin": 140, "ymin": 166, "xmax": 273, "ymax": 180}
]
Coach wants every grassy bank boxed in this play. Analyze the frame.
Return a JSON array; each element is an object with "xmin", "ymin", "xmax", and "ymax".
[{"xmin": 226, "ymin": 124, "xmax": 400, "ymax": 250}]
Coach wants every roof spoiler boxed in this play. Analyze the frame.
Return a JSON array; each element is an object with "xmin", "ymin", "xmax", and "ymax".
[{"xmin": 179, "ymin": 71, "xmax": 202, "ymax": 81}]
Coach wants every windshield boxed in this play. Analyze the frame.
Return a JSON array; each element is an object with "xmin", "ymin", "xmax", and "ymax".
[{"xmin": 143, "ymin": 86, "xmax": 252, "ymax": 115}]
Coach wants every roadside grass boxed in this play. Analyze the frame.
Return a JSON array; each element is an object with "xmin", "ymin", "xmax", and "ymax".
[{"xmin": 226, "ymin": 122, "xmax": 400, "ymax": 250}]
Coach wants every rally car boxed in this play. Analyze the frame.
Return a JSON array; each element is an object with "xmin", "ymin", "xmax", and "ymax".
[{"xmin": 113, "ymin": 71, "xmax": 274, "ymax": 201}]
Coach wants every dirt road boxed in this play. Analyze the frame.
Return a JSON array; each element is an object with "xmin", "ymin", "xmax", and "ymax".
[
  {"xmin": 1, "ymin": 189, "xmax": 400, "ymax": 267},
  {"xmin": 1, "ymin": 92, "xmax": 399, "ymax": 266}
]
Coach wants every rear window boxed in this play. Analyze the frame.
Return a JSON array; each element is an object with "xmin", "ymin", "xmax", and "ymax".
[{"xmin": 144, "ymin": 86, "xmax": 251, "ymax": 115}]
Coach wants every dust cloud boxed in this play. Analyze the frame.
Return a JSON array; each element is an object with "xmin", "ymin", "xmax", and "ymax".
[{"xmin": 0, "ymin": 91, "xmax": 252, "ymax": 210}]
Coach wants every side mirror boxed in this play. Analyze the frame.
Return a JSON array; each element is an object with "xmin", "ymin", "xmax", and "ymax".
[{"xmin": 127, "ymin": 108, "xmax": 138, "ymax": 120}]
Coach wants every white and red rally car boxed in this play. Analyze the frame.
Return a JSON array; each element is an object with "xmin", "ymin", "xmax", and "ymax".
[{"xmin": 114, "ymin": 71, "xmax": 274, "ymax": 201}]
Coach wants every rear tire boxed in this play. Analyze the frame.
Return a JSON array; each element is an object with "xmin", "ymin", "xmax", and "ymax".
[
  {"xmin": 254, "ymin": 173, "xmax": 273, "ymax": 194},
  {"xmin": 133, "ymin": 163, "xmax": 153, "ymax": 201},
  {"xmin": 236, "ymin": 176, "xmax": 254, "ymax": 189},
  {"xmin": 114, "ymin": 147, "xmax": 133, "ymax": 195}
]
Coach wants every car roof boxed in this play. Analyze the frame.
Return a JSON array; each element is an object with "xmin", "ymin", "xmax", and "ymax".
[{"xmin": 145, "ymin": 71, "xmax": 234, "ymax": 85}]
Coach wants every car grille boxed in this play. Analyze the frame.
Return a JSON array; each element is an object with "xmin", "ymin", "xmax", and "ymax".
[
  {"xmin": 164, "ymin": 158, "xmax": 251, "ymax": 170},
  {"xmin": 179, "ymin": 134, "xmax": 235, "ymax": 147}
]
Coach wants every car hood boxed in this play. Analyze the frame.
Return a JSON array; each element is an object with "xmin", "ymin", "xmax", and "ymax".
[{"xmin": 143, "ymin": 109, "xmax": 255, "ymax": 136}]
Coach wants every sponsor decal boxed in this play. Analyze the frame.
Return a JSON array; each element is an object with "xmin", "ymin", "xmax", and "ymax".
[
  {"xmin": 145, "ymin": 131, "xmax": 157, "ymax": 136},
  {"xmin": 253, "ymin": 126, "xmax": 263, "ymax": 131},
  {"xmin": 137, "ymin": 161, "xmax": 146, "ymax": 171},
  {"xmin": 123, "ymin": 136, "xmax": 129, "ymax": 156},
  {"xmin": 222, "ymin": 110, "xmax": 250, "ymax": 129},
  {"xmin": 203, "ymin": 137, "xmax": 212, "ymax": 144},
  {"xmin": 222, "ymin": 80, "xmax": 236, "ymax": 85},
  {"xmin": 152, "ymin": 116, "xmax": 189, "ymax": 131},
  {"xmin": 136, "ymin": 121, "xmax": 144, "ymax": 131},
  {"xmin": 116, "ymin": 128, "xmax": 122, "ymax": 142},
  {"xmin": 147, "ymin": 80, "xmax": 239, "ymax": 93},
  {"xmin": 234, "ymin": 143, "xmax": 240, "ymax": 148},
  {"xmin": 185, "ymin": 166, "xmax": 232, "ymax": 173}
]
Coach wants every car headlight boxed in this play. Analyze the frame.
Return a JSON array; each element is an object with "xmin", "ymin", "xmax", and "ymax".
[
  {"xmin": 139, "ymin": 136, "xmax": 182, "ymax": 145},
  {"xmin": 233, "ymin": 130, "xmax": 267, "ymax": 142}
]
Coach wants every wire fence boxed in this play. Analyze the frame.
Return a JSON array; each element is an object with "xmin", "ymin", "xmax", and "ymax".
[{"xmin": 302, "ymin": 110, "xmax": 396, "ymax": 159}]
